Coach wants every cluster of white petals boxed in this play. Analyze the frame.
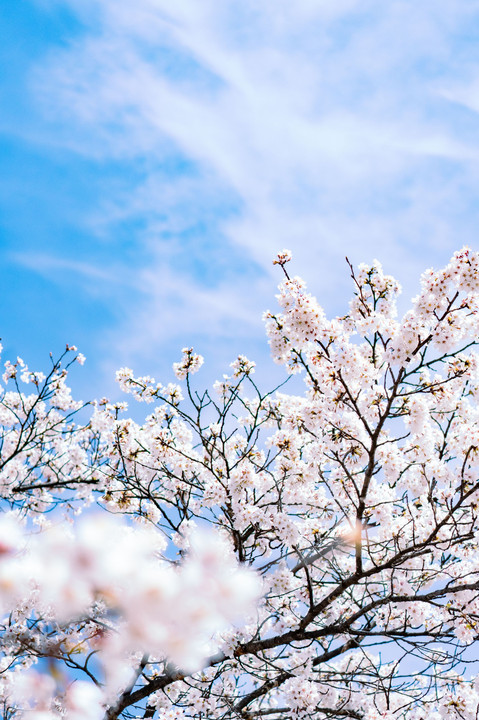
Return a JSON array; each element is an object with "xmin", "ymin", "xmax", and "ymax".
[
  {"xmin": 2, "ymin": 248, "xmax": 479, "ymax": 720},
  {"xmin": 172, "ymin": 348, "xmax": 204, "ymax": 381},
  {"xmin": 0, "ymin": 515, "xmax": 259, "ymax": 717}
]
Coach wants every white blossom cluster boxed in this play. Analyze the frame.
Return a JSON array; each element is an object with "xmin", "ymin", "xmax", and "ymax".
[
  {"xmin": 172, "ymin": 349, "xmax": 204, "ymax": 381},
  {"xmin": 0, "ymin": 515, "xmax": 259, "ymax": 718},
  {"xmin": 1, "ymin": 249, "xmax": 479, "ymax": 719}
]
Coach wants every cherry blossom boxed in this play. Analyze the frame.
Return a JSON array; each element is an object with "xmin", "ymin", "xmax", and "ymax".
[{"xmin": 1, "ymin": 248, "xmax": 479, "ymax": 719}]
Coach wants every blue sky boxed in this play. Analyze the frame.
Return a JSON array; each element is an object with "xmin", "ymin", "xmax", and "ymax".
[{"xmin": 2, "ymin": 0, "xmax": 479, "ymax": 400}]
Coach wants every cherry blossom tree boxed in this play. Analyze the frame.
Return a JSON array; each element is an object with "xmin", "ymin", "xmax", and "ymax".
[{"xmin": 1, "ymin": 247, "xmax": 479, "ymax": 720}]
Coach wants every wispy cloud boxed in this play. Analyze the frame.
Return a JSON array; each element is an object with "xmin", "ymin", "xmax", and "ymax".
[
  {"xmin": 12, "ymin": 252, "xmax": 118, "ymax": 284},
  {"xmin": 25, "ymin": 0, "xmax": 479, "ymax": 378}
]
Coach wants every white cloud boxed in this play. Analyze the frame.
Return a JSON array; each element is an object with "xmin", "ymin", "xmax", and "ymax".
[
  {"xmin": 29, "ymin": 0, "xmax": 479, "ymax": 375},
  {"xmin": 12, "ymin": 253, "xmax": 118, "ymax": 284}
]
